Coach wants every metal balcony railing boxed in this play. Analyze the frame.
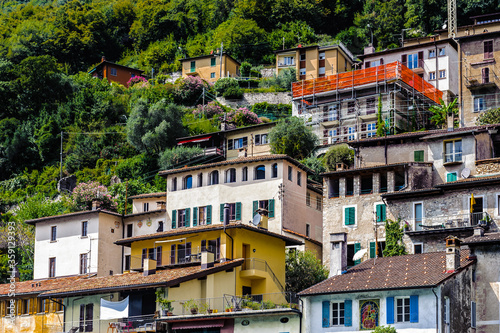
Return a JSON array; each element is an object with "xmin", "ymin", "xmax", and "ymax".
[
  {"xmin": 129, "ymin": 246, "xmax": 218, "ymax": 270},
  {"xmin": 405, "ymin": 212, "xmax": 491, "ymax": 231}
]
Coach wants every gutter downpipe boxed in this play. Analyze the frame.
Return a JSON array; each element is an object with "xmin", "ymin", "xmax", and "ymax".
[
  {"xmin": 49, "ymin": 298, "xmax": 66, "ymax": 333},
  {"xmin": 299, "ymin": 297, "xmax": 303, "ymax": 333},
  {"xmin": 223, "ymin": 204, "xmax": 234, "ymax": 260},
  {"xmin": 472, "ymin": 131, "xmax": 477, "ymax": 160},
  {"xmin": 432, "ymin": 288, "xmax": 439, "ymax": 333}
]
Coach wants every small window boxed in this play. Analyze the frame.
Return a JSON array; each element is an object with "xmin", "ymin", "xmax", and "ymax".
[
  {"xmin": 429, "ymin": 49, "xmax": 436, "ymax": 58},
  {"xmin": 255, "ymin": 165, "xmax": 265, "ymax": 180},
  {"xmin": 51, "ymin": 226, "xmax": 57, "ymax": 242},
  {"xmin": 183, "ymin": 175, "xmax": 193, "ymax": 189},
  {"xmin": 80, "ymin": 253, "xmax": 88, "ymax": 274},
  {"xmin": 429, "ymin": 72, "xmax": 436, "ymax": 80},
  {"xmin": 414, "ymin": 150, "xmax": 424, "ymax": 162},
  {"xmin": 178, "ymin": 209, "xmax": 186, "ymax": 228},
  {"xmin": 209, "ymin": 171, "xmax": 219, "ymax": 185},
  {"xmin": 81, "ymin": 221, "xmax": 88, "ymax": 237},
  {"xmin": 124, "ymin": 255, "xmax": 131, "ymax": 271},
  {"xmin": 288, "ymin": 166, "xmax": 293, "ymax": 181},
  {"xmin": 474, "ymin": 97, "xmax": 485, "ymax": 112},
  {"xmin": 306, "ymin": 192, "xmax": 311, "ymax": 206},
  {"xmin": 306, "ymin": 224, "xmax": 310, "ymax": 237},
  {"xmin": 198, "ymin": 173, "xmax": 203, "ymax": 187},
  {"xmin": 242, "ymin": 167, "xmax": 248, "ymax": 181},
  {"xmin": 444, "ymin": 140, "xmax": 462, "ymax": 163},
  {"xmin": 316, "ymin": 196, "xmax": 322, "ymax": 210},
  {"xmin": 211, "ymin": 58, "xmax": 216, "ymax": 66},
  {"xmin": 198, "ymin": 206, "xmax": 208, "ymax": 225},
  {"xmin": 172, "ymin": 177, "xmax": 177, "ymax": 191},
  {"xmin": 225, "ymin": 168, "xmax": 236, "ymax": 183},
  {"xmin": 471, "ymin": 301, "xmax": 476, "ymax": 328},
  {"xmin": 143, "ymin": 203, "xmax": 149, "ymax": 212},
  {"xmin": 446, "ymin": 172, "xmax": 457, "ymax": 182},
  {"xmin": 438, "ymin": 48, "xmax": 446, "ymax": 56},
  {"xmin": 271, "ymin": 163, "xmax": 278, "ymax": 178},
  {"xmin": 190, "ymin": 61, "xmax": 196, "ymax": 72},
  {"xmin": 255, "ymin": 134, "xmax": 268, "ymax": 145},
  {"xmin": 414, "ymin": 243, "xmax": 423, "ymax": 254},
  {"xmin": 21, "ymin": 299, "xmax": 29, "ymax": 314},
  {"xmin": 331, "ymin": 301, "xmax": 345, "ymax": 326},
  {"xmin": 110, "ymin": 67, "xmax": 117, "ymax": 76},
  {"xmin": 49, "ymin": 258, "xmax": 56, "ymax": 277},
  {"xmin": 300, "ymin": 53, "xmax": 306, "ymax": 61},
  {"xmin": 126, "ymin": 224, "xmax": 133, "ymax": 238},
  {"xmin": 157, "ymin": 221, "xmax": 164, "ymax": 232},
  {"xmin": 210, "ymin": 72, "xmax": 215, "ymax": 79},
  {"xmin": 297, "ymin": 171, "xmax": 302, "ymax": 186},
  {"xmin": 439, "ymin": 70, "xmax": 446, "ymax": 79},
  {"xmin": 484, "ymin": 40, "xmax": 493, "ymax": 59},
  {"xmin": 396, "ymin": 297, "xmax": 411, "ymax": 322}
]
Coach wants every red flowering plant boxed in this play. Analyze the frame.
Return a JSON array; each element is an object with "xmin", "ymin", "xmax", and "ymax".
[
  {"xmin": 127, "ymin": 76, "xmax": 149, "ymax": 88},
  {"xmin": 219, "ymin": 108, "xmax": 262, "ymax": 127},
  {"xmin": 69, "ymin": 181, "xmax": 117, "ymax": 211},
  {"xmin": 193, "ymin": 101, "xmax": 225, "ymax": 119}
]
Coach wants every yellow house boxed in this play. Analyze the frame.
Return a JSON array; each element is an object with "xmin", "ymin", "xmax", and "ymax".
[
  {"xmin": 275, "ymin": 43, "xmax": 355, "ymax": 80},
  {"xmin": 181, "ymin": 53, "xmax": 240, "ymax": 83}
]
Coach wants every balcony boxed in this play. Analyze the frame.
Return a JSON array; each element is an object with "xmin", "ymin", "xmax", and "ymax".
[
  {"xmin": 157, "ymin": 292, "xmax": 299, "ymax": 318},
  {"xmin": 405, "ymin": 212, "xmax": 491, "ymax": 232},
  {"xmin": 129, "ymin": 246, "xmax": 218, "ymax": 271},
  {"xmin": 465, "ymin": 71, "xmax": 499, "ymax": 89},
  {"xmin": 241, "ymin": 258, "xmax": 286, "ymax": 293}
]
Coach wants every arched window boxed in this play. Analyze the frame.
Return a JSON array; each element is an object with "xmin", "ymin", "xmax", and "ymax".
[
  {"xmin": 242, "ymin": 167, "xmax": 248, "ymax": 182},
  {"xmin": 271, "ymin": 163, "xmax": 278, "ymax": 178},
  {"xmin": 209, "ymin": 171, "xmax": 219, "ymax": 185},
  {"xmin": 255, "ymin": 165, "xmax": 266, "ymax": 180},
  {"xmin": 225, "ymin": 168, "xmax": 236, "ymax": 183},
  {"xmin": 198, "ymin": 173, "xmax": 203, "ymax": 187},
  {"xmin": 172, "ymin": 177, "xmax": 177, "ymax": 191},
  {"xmin": 183, "ymin": 175, "xmax": 193, "ymax": 189}
]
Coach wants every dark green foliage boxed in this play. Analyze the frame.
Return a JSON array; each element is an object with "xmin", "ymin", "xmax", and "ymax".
[
  {"xmin": 251, "ymin": 102, "xmax": 291, "ymax": 120},
  {"xmin": 383, "ymin": 218, "xmax": 407, "ymax": 257},
  {"xmin": 109, "ymin": 179, "xmax": 161, "ymax": 215},
  {"xmin": 285, "ymin": 250, "xmax": 328, "ymax": 293},
  {"xmin": 258, "ymin": 68, "xmax": 296, "ymax": 91},
  {"xmin": 159, "ymin": 146, "xmax": 204, "ymax": 170},
  {"xmin": 239, "ymin": 61, "xmax": 252, "ymax": 77},
  {"xmin": 214, "ymin": 77, "xmax": 241, "ymax": 96},
  {"xmin": 476, "ymin": 107, "xmax": 500, "ymax": 125},
  {"xmin": 269, "ymin": 117, "xmax": 317, "ymax": 160},
  {"xmin": 377, "ymin": 94, "xmax": 385, "ymax": 137},
  {"xmin": 429, "ymin": 98, "xmax": 458, "ymax": 129},
  {"xmin": 223, "ymin": 86, "xmax": 243, "ymax": 99},
  {"xmin": 115, "ymin": 153, "xmax": 160, "ymax": 182},
  {"xmin": 373, "ymin": 326, "xmax": 398, "ymax": 333},
  {"xmin": 300, "ymin": 157, "xmax": 326, "ymax": 183},
  {"xmin": 324, "ymin": 144, "xmax": 354, "ymax": 171}
]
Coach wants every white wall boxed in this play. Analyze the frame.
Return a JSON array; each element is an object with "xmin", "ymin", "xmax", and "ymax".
[{"xmin": 234, "ymin": 312, "xmax": 300, "ymax": 333}]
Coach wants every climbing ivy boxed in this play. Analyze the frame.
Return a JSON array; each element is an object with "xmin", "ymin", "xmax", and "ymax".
[{"xmin": 383, "ymin": 218, "xmax": 407, "ymax": 257}]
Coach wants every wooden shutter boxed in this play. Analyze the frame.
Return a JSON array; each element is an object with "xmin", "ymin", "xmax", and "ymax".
[
  {"xmin": 322, "ymin": 301, "xmax": 329, "ymax": 327},
  {"xmin": 235, "ymin": 202, "xmax": 241, "ymax": 220},
  {"xmin": 344, "ymin": 300, "xmax": 352, "ymax": 326},
  {"xmin": 447, "ymin": 173, "xmax": 457, "ymax": 182},
  {"xmin": 170, "ymin": 244, "xmax": 176, "ymax": 265},
  {"xmin": 369, "ymin": 242, "xmax": 376, "ymax": 259},
  {"xmin": 193, "ymin": 207, "xmax": 198, "ymax": 226},
  {"xmin": 354, "ymin": 243, "xmax": 361, "ymax": 265},
  {"xmin": 410, "ymin": 295, "xmax": 419, "ymax": 323},
  {"xmin": 220, "ymin": 204, "xmax": 224, "ymax": 222},
  {"xmin": 386, "ymin": 297, "xmax": 395, "ymax": 324},
  {"xmin": 376, "ymin": 204, "xmax": 386, "ymax": 222},
  {"xmin": 345, "ymin": 207, "xmax": 355, "ymax": 225},
  {"xmin": 171, "ymin": 210, "xmax": 176, "ymax": 229},
  {"xmin": 185, "ymin": 208, "xmax": 190, "ymax": 227},
  {"xmin": 206, "ymin": 205, "xmax": 212, "ymax": 224},
  {"xmin": 269, "ymin": 199, "xmax": 275, "ymax": 218},
  {"xmin": 401, "ymin": 54, "xmax": 407, "ymax": 67},
  {"xmin": 79, "ymin": 304, "xmax": 85, "ymax": 332},
  {"xmin": 253, "ymin": 201, "xmax": 258, "ymax": 213}
]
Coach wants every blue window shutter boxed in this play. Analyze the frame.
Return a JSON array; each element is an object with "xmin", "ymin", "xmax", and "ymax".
[
  {"xmin": 386, "ymin": 297, "xmax": 395, "ymax": 324},
  {"xmin": 322, "ymin": 301, "xmax": 330, "ymax": 327},
  {"xmin": 220, "ymin": 203, "xmax": 224, "ymax": 222},
  {"xmin": 185, "ymin": 208, "xmax": 190, "ymax": 227},
  {"xmin": 236, "ymin": 202, "xmax": 242, "ymax": 220},
  {"xmin": 171, "ymin": 210, "xmax": 176, "ymax": 229},
  {"xmin": 370, "ymin": 242, "xmax": 376, "ymax": 258},
  {"xmin": 410, "ymin": 295, "xmax": 419, "ymax": 323},
  {"xmin": 193, "ymin": 207, "xmax": 198, "ymax": 226},
  {"xmin": 344, "ymin": 300, "xmax": 352, "ymax": 326},
  {"xmin": 253, "ymin": 200, "xmax": 258, "ymax": 213},
  {"xmin": 207, "ymin": 205, "xmax": 212, "ymax": 224},
  {"xmin": 269, "ymin": 199, "xmax": 275, "ymax": 218},
  {"xmin": 354, "ymin": 243, "xmax": 361, "ymax": 265}
]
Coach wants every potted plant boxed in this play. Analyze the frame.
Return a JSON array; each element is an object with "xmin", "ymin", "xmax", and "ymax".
[
  {"xmin": 183, "ymin": 300, "xmax": 199, "ymax": 315},
  {"xmin": 199, "ymin": 302, "xmax": 213, "ymax": 314},
  {"xmin": 155, "ymin": 289, "xmax": 174, "ymax": 316},
  {"xmin": 225, "ymin": 305, "xmax": 234, "ymax": 312}
]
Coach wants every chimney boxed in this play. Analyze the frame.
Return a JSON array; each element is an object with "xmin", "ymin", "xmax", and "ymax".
[
  {"xmin": 364, "ymin": 46, "xmax": 375, "ymax": 55},
  {"xmin": 201, "ymin": 251, "xmax": 215, "ymax": 269},
  {"xmin": 447, "ymin": 112, "xmax": 454, "ymax": 131},
  {"xmin": 330, "ymin": 233, "xmax": 347, "ymax": 276},
  {"xmin": 473, "ymin": 226, "xmax": 485, "ymax": 237},
  {"xmin": 445, "ymin": 236, "xmax": 461, "ymax": 273},
  {"xmin": 101, "ymin": 56, "xmax": 106, "ymax": 62},
  {"xmin": 92, "ymin": 200, "xmax": 100, "ymax": 211}
]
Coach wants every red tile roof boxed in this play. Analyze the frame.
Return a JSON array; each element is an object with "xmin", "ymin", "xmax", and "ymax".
[
  {"xmin": 462, "ymin": 232, "xmax": 500, "ymax": 245},
  {"xmin": 42, "ymin": 260, "xmax": 244, "ymax": 297},
  {"xmin": 299, "ymin": 250, "xmax": 474, "ymax": 296},
  {"xmin": 128, "ymin": 192, "xmax": 167, "ymax": 200},
  {"xmin": 0, "ymin": 276, "xmax": 83, "ymax": 298},
  {"xmin": 25, "ymin": 209, "xmax": 121, "ymax": 225}
]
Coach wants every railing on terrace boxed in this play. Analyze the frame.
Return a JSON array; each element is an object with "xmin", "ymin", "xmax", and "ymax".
[
  {"xmin": 158, "ymin": 292, "xmax": 299, "ymax": 318},
  {"xmin": 405, "ymin": 212, "xmax": 491, "ymax": 231},
  {"xmin": 292, "ymin": 61, "xmax": 443, "ymax": 104},
  {"xmin": 129, "ymin": 246, "xmax": 218, "ymax": 270},
  {"xmin": 465, "ymin": 71, "xmax": 499, "ymax": 88},
  {"xmin": 59, "ymin": 314, "xmax": 156, "ymax": 333},
  {"xmin": 242, "ymin": 258, "xmax": 285, "ymax": 294}
]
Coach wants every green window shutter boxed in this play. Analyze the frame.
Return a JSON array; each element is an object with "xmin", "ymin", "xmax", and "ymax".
[
  {"xmin": 220, "ymin": 203, "xmax": 224, "ymax": 222},
  {"xmin": 253, "ymin": 201, "xmax": 258, "ymax": 213},
  {"xmin": 190, "ymin": 61, "xmax": 195, "ymax": 72},
  {"xmin": 354, "ymin": 242, "xmax": 361, "ymax": 265},
  {"xmin": 369, "ymin": 242, "xmax": 376, "ymax": 258},
  {"xmin": 345, "ymin": 207, "xmax": 355, "ymax": 225},
  {"xmin": 269, "ymin": 199, "xmax": 275, "ymax": 218},
  {"xmin": 171, "ymin": 210, "xmax": 177, "ymax": 229},
  {"xmin": 376, "ymin": 204, "xmax": 386, "ymax": 222},
  {"xmin": 447, "ymin": 173, "xmax": 457, "ymax": 182},
  {"xmin": 185, "ymin": 208, "xmax": 190, "ymax": 227},
  {"xmin": 193, "ymin": 207, "xmax": 198, "ymax": 226},
  {"xmin": 414, "ymin": 150, "xmax": 424, "ymax": 162},
  {"xmin": 207, "ymin": 205, "xmax": 212, "ymax": 225},
  {"xmin": 211, "ymin": 58, "xmax": 216, "ymax": 66},
  {"xmin": 236, "ymin": 202, "xmax": 242, "ymax": 220}
]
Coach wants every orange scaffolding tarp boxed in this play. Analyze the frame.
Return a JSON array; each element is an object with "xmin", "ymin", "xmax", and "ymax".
[{"xmin": 291, "ymin": 61, "xmax": 442, "ymax": 104}]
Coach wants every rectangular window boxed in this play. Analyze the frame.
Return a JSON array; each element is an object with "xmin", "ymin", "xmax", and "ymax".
[
  {"xmin": 124, "ymin": 255, "xmax": 131, "ymax": 271},
  {"xmin": 345, "ymin": 177, "xmax": 354, "ymax": 196},
  {"xmin": 429, "ymin": 49, "xmax": 436, "ymax": 58},
  {"xmin": 444, "ymin": 139, "xmax": 462, "ymax": 163},
  {"xmin": 143, "ymin": 203, "xmax": 149, "ymax": 212},
  {"xmin": 297, "ymin": 171, "xmax": 302, "ymax": 186},
  {"xmin": 414, "ymin": 243, "xmax": 423, "ymax": 254},
  {"xmin": 178, "ymin": 209, "xmax": 186, "ymax": 228},
  {"xmin": 283, "ymin": 56, "xmax": 294, "ymax": 66},
  {"xmin": 190, "ymin": 61, "xmax": 196, "ymax": 72},
  {"xmin": 414, "ymin": 202, "xmax": 423, "ymax": 231},
  {"xmin": 439, "ymin": 70, "xmax": 446, "ymax": 79},
  {"xmin": 288, "ymin": 166, "xmax": 293, "ymax": 181},
  {"xmin": 471, "ymin": 301, "xmax": 476, "ymax": 328},
  {"xmin": 429, "ymin": 72, "xmax": 436, "ymax": 80},
  {"xmin": 229, "ymin": 137, "xmax": 248, "ymax": 150},
  {"xmin": 407, "ymin": 53, "xmax": 419, "ymax": 69},
  {"xmin": 474, "ymin": 97, "xmax": 485, "ymax": 112},
  {"xmin": 51, "ymin": 226, "xmax": 57, "ymax": 241},
  {"xmin": 348, "ymin": 126, "xmax": 355, "ymax": 141},
  {"xmin": 414, "ymin": 150, "xmax": 424, "ymax": 162},
  {"xmin": 198, "ymin": 206, "xmax": 207, "ymax": 225},
  {"xmin": 210, "ymin": 72, "xmax": 215, "ymax": 79},
  {"xmin": 331, "ymin": 302, "xmax": 345, "ymax": 326},
  {"xmin": 80, "ymin": 254, "xmax": 88, "ymax": 274},
  {"xmin": 316, "ymin": 196, "xmax": 322, "ymax": 210},
  {"xmin": 211, "ymin": 58, "xmax": 216, "ymax": 66},
  {"xmin": 110, "ymin": 68, "xmax": 117, "ymax": 76},
  {"xmin": 22, "ymin": 299, "xmax": 29, "ymax": 315},
  {"xmin": 306, "ymin": 224, "xmax": 310, "ymax": 237},
  {"xmin": 306, "ymin": 192, "xmax": 311, "ymax": 206},
  {"xmin": 344, "ymin": 206, "xmax": 356, "ymax": 226},
  {"xmin": 126, "ymin": 224, "xmax": 133, "ymax": 237},
  {"xmin": 439, "ymin": 48, "xmax": 446, "ymax": 56},
  {"xmin": 255, "ymin": 134, "xmax": 268, "ymax": 145},
  {"xmin": 484, "ymin": 40, "xmax": 493, "ymax": 59},
  {"xmin": 366, "ymin": 98, "xmax": 376, "ymax": 113},
  {"xmin": 49, "ymin": 258, "xmax": 56, "ymax": 277},
  {"xmin": 396, "ymin": 297, "xmax": 411, "ymax": 322},
  {"xmin": 81, "ymin": 221, "xmax": 88, "ymax": 237},
  {"xmin": 369, "ymin": 241, "xmax": 386, "ymax": 258},
  {"xmin": 79, "ymin": 303, "xmax": 94, "ymax": 332},
  {"xmin": 446, "ymin": 172, "xmax": 457, "ymax": 182},
  {"xmin": 300, "ymin": 53, "xmax": 306, "ymax": 61},
  {"xmin": 347, "ymin": 101, "xmax": 355, "ymax": 113}
]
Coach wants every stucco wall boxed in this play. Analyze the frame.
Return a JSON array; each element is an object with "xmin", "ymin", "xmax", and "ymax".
[{"xmin": 234, "ymin": 312, "xmax": 300, "ymax": 333}]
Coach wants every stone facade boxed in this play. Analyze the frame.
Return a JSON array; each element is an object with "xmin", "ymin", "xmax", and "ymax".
[{"xmin": 216, "ymin": 92, "xmax": 292, "ymax": 109}]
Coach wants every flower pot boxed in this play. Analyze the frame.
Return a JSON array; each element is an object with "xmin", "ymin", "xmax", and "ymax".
[{"xmin": 190, "ymin": 308, "xmax": 198, "ymax": 315}]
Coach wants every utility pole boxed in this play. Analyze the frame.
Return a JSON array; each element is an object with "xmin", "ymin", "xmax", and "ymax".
[{"xmin": 219, "ymin": 42, "xmax": 224, "ymax": 79}]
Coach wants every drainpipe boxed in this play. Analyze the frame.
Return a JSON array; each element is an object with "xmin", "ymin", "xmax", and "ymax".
[
  {"xmin": 432, "ymin": 288, "xmax": 439, "ymax": 333},
  {"xmin": 223, "ymin": 204, "xmax": 234, "ymax": 260},
  {"xmin": 298, "ymin": 297, "xmax": 304, "ymax": 333},
  {"xmin": 49, "ymin": 298, "xmax": 66, "ymax": 332},
  {"xmin": 472, "ymin": 131, "xmax": 477, "ymax": 160}
]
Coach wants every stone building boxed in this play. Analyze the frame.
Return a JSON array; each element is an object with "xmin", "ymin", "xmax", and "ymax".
[{"xmin": 323, "ymin": 124, "xmax": 500, "ymax": 275}]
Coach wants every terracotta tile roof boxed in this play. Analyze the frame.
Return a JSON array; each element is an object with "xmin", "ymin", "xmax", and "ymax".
[
  {"xmin": 435, "ymin": 174, "xmax": 500, "ymax": 188},
  {"xmin": 158, "ymin": 154, "xmax": 313, "ymax": 176},
  {"xmin": 282, "ymin": 228, "xmax": 322, "ymax": 246},
  {"xmin": 381, "ymin": 188, "xmax": 443, "ymax": 199},
  {"xmin": 25, "ymin": 209, "xmax": 121, "ymax": 225},
  {"xmin": 129, "ymin": 192, "xmax": 167, "ymax": 200},
  {"xmin": 321, "ymin": 162, "xmax": 432, "ymax": 177},
  {"xmin": 115, "ymin": 223, "xmax": 302, "ymax": 247},
  {"xmin": 41, "ymin": 260, "xmax": 244, "ymax": 297},
  {"xmin": 299, "ymin": 250, "xmax": 474, "ymax": 296},
  {"xmin": 176, "ymin": 122, "xmax": 277, "ymax": 141},
  {"xmin": 124, "ymin": 209, "xmax": 165, "ymax": 219},
  {"xmin": 0, "ymin": 276, "xmax": 83, "ymax": 298},
  {"xmin": 462, "ymin": 232, "xmax": 500, "ymax": 245}
]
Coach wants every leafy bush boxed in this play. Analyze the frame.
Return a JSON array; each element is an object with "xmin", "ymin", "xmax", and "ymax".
[
  {"xmin": 259, "ymin": 68, "xmax": 297, "ymax": 90},
  {"xmin": 324, "ymin": 144, "xmax": 354, "ymax": 171},
  {"xmin": 115, "ymin": 154, "xmax": 159, "ymax": 182},
  {"xmin": 193, "ymin": 101, "xmax": 225, "ymax": 119},
  {"xmin": 127, "ymin": 76, "xmax": 149, "ymax": 88},
  {"xmin": 173, "ymin": 76, "xmax": 211, "ymax": 106},
  {"xmin": 68, "ymin": 181, "xmax": 117, "ymax": 212},
  {"xmin": 159, "ymin": 146, "xmax": 204, "ymax": 169},
  {"xmin": 214, "ymin": 77, "xmax": 241, "ymax": 97},
  {"xmin": 222, "ymin": 86, "xmax": 243, "ymax": 99},
  {"xmin": 373, "ymin": 326, "xmax": 397, "ymax": 333},
  {"xmin": 251, "ymin": 102, "xmax": 291, "ymax": 120},
  {"xmin": 476, "ymin": 107, "xmax": 500, "ymax": 125},
  {"xmin": 240, "ymin": 61, "xmax": 252, "ymax": 77},
  {"xmin": 269, "ymin": 117, "xmax": 317, "ymax": 160},
  {"xmin": 220, "ymin": 108, "xmax": 262, "ymax": 127},
  {"xmin": 109, "ymin": 180, "xmax": 161, "ymax": 215}
]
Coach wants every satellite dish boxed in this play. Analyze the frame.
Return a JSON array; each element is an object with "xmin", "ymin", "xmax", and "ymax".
[
  {"xmin": 252, "ymin": 214, "xmax": 261, "ymax": 226},
  {"xmin": 461, "ymin": 168, "xmax": 471, "ymax": 179}
]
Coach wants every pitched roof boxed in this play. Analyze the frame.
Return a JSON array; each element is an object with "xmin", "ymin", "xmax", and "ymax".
[
  {"xmin": 299, "ymin": 250, "xmax": 474, "ymax": 296},
  {"xmin": 0, "ymin": 276, "xmax": 83, "ymax": 298},
  {"xmin": 88, "ymin": 60, "xmax": 143, "ymax": 74},
  {"xmin": 435, "ymin": 174, "xmax": 500, "ymax": 188},
  {"xmin": 462, "ymin": 232, "xmax": 500, "ymax": 245},
  {"xmin": 25, "ymin": 209, "xmax": 121, "ymax": 225},
  {"xmin": 115, "ymin": 223, "xmax": 303, "ymax": 247},
  {"xmin": 282, "ymin": 228, "xmax": 322, "ymax": 246},
  {"xmin": 158, "ymin": 154, "xmax": 313, "ymax": 176},
  {"xmin": 41, "ymin": 260, "xmax": 244, "ymax": 297},
  {"xmin": 321, "ymin": 162, "xmax": 432, "ymax": 177},
  {"xmin": 128, "ymin": 192, "xmax": 167, "ymax": 200}
]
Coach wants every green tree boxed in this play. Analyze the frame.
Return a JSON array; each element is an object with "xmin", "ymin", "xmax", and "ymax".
[
  {"xmin": 383, "ymin": 218, "xmax": 407, "ymax": 257},
  {"xmin": 476, "ymin": 107, "xmax": 500, "ymax": 125},
  {"xmin": 109, "ymin": 179, "xmax": 161, "ymax": 215},
  {"xmin": 267, "ymin": 21, "xmax": 317, "ymax": 51},
  {"xmin": 286, "ymin": 250, "xmax": 328, "ymax": 293},
  {"xmin": 300, "ymin": 156, "xmax": 325, "ymax": 183},
  {"xmin": 429, "ymin": 98, "xmax": 458, "ymax": 129},
  {"xmin": 269, "ymin": 117, "xmax": 317, "ymax": 160},
  {"xmin": 126, "ymin": 99, "xmax": 186, "ymax": 154},
  {"xmin": 159, "ymin": 146, "xmax": 204, "ymax": 169},
  {"xmin": 240, "ymin": 61, "xmax": 252, "ymax": 77},
  {"xmin": 323, "ymin": 144, "xmax": 354, "ymax": 171}
]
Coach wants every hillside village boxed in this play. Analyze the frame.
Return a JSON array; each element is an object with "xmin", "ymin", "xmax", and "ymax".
[{"xmin": 2, "ymin": 8, "xmax": 500, "ymax": 333}]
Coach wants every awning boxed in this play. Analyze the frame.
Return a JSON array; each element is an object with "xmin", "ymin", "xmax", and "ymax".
[
  {"xmin": 178, "ymin": 136, "xmax": 212, "ymax": 145},
  {"xmin": 171, "ymin": 319, "xmax": 225, "ymax": 330}
]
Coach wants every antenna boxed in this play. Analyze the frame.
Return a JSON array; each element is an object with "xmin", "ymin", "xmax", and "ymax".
[{"xmin": 252, "ymin": 214, "xmax": 261, "ymax": 226}]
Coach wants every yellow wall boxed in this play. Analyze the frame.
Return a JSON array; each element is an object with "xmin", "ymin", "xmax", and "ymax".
[
  {"xmin": 0, "ymin": 298, "xmax": 64, "ymax": 333},
  {"xmin": 226, "ymin": 126, "xmax": 273, "ymax": 160},
  {"xmin": 181, "ymin": 55, "xmax": 239, "ymax": 83}
]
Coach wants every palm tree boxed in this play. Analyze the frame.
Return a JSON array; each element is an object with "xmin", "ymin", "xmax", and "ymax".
[{"xmin": 429, "ymin": 98, "xmax": 458, "ymax": 129}]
